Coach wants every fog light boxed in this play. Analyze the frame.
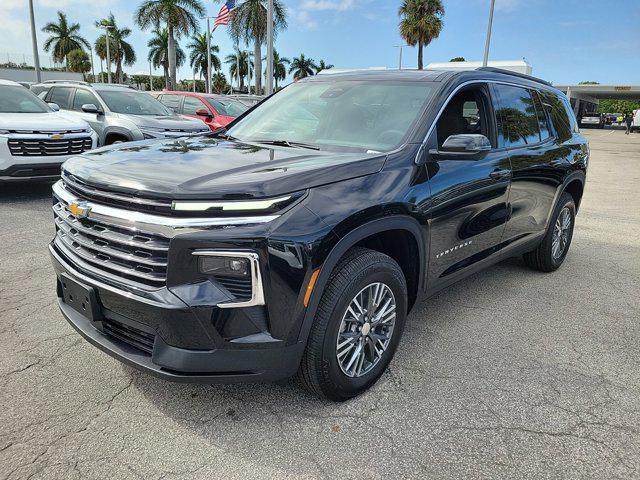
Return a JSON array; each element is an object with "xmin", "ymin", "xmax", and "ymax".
[{"xmin": 199, "ymin": 256, "xmax": 250, "ymax": 278}]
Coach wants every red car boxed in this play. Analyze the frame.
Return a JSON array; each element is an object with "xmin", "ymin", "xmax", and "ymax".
[{"xmin": 154, "ymin": 91, "xmax": 249, "ymax": 131}]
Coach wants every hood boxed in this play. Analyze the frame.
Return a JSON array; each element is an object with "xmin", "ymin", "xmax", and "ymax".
[
  {"xmin": 0, "ymin": 112, "xmax": 89, "ymax": 131},
  {"xmin": 118, "ymin": 114, "xmax": 207, "ymax": 130},
  {"xmin": 63, "ymin": 137, "xmax": 386, "ymax": 199}
]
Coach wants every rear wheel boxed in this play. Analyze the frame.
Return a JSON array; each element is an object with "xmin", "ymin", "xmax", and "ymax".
[
  {"xmin": 523, "ymin": 192, "xmax": 576, "ymax": 272},
  {"xmin": 296, "ymin": 248, "xmax": 407, "ymax": 401}
]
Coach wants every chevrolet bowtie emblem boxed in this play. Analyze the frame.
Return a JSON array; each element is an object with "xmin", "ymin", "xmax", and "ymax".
[
  {"xmin": 49, "ymin": 133, "xmax": 64, "ymax": 139},
  {"xmin": 68, "ymin": 201, "xmax": 91, "ymax": 219}
]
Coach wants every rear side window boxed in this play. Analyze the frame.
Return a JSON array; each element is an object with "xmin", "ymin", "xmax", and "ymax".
[
  {"xmin": 159, "ymin": 94, "xmax": 182, "ymax": 112},
  {"xmin": 539, "ymin": 90, "xmax": 574, "ymax": 142},
  {"xmin": 531, "ymin": 90, "xmax": 551, "ymax": 141},
  {"xmin": 493, "ymin": 84, "xmax": 540, "ymax": 148},
  {"xmin": 48, "ymin": 87, "xmax": 73, "ymax": 110},
  {"xmin": 72, "ymin": 89, "xmax": 100, "ymax": 111}
]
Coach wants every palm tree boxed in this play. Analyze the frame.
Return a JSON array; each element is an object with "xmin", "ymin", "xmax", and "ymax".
[
  {"xmin": 211, "ymin": 72, "xmax": 229, "ymax": 94},
  {"xmin": 289, "ymin": 54, "xmax": 317, "ymax": 80},
  {"xmin": 95, "ymin": 14, "xmax": 136, "ymax": 84},
  {"xmin": 228, "ymin": 0, "xmax": 287, "ymax": 94},
  {"xmin": 135, "ymin": 0, "xmax": 205, "ymax": 89},
  {"xmin": 147, "ymin": 28, "xmax": 185, "ymax": 89},
  {"xmin": 315, "ymin": 59, "xmax": 334, "ymax": 74},
  {"xmin": 272, "ymin": 50, "xmax": 290, "ymax": 89},
  {"xmin": 225, "ymin": 48, "xmax": 252, "ymax": 92},
  {"xmin": 42, "ymin": 11, "xmax": 90, "ymax": 69},
  {"xmin": 398, "ymin": 0, "xmax": 444, "ymax": 70},
  {"xmin": 187, "ymin": 33, "xmax": 221, "ymax": 82}
]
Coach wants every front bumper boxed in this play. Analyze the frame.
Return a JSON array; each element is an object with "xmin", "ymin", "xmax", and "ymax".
[{"xmin": 50, "ymin": 244, "xmax": 305, "ymax": 383}]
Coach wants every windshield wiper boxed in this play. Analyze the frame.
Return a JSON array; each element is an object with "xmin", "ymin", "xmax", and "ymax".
[{"xmin": 253, "ymin": 139, "xmax": 320, "ymax": 150}]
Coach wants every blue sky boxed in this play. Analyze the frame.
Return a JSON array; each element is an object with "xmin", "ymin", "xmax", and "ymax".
[{"xmin": 4, "ymin": 0, "xmax": 640, "ymax": 85}]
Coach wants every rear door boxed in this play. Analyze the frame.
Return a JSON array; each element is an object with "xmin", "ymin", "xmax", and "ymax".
[
  {"xmin": 492, "ymin": 84, "xmax": 564, "ymax": 243},
  {"xmin": 426, "ymin": 83, "xmax": 512, "ymax": 285}
]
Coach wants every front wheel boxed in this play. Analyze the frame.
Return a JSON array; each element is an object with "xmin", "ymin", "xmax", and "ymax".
[
  {"xmin": 523, "ymin": 192, "xmax": 576, "ymax": 272},
  {"xmin": 296, "ymin": 248, "xmax": 407, "ymax": 401}
]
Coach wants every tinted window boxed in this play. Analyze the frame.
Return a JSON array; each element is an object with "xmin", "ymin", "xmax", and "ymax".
[
  {"xmin": 98, "ymin": 90, "xmax": 171, "ymax": 115},
  {"xmin": 158, "ymin": 94, "xmax": 182, "ymax": 112},
  {"xmin": 210, "ymin": 99, "xmax": 247, "ymax": 117},
  {"xmin": 48, "ymin": 87, "xmax": 73, "ymax": 110},
  {"xmin": 72, "ymin": 89, "xmax": 100, "ymax": 111},
  {"xmin": 0, "ymin": 85, "xmax": 50, "ymax": 113},
  {"xmin": 494, "ymin": 84, "xmax": 540, "ymax": 147},
  {"xmin": 539, "ymin": 90, "xmax": 574, "ymax": 142},
  {"xmin": 183, "ymin": 96, "xmax": 208, "ymax": 115},
  {"xmin": 531, "ymin": 90, "xmax": 551, "ymax": 140}
]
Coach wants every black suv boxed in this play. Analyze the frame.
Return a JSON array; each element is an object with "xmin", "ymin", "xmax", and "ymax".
[{"xmin": 49, "ymin": 68, "xmax": 588, "ymax": 400}]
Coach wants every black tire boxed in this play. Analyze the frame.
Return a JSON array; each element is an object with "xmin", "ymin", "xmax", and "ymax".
[
  {"xmin": 296, "ymin": 247, "xmax": 407, "ymax": 401},
  {"xmin": 523, "ymin": 192, "xmax": 576, "ymax": 272}
]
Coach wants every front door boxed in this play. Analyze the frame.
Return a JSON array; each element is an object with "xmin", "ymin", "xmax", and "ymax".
[
  {"xmin": 425, "ymin": 83, "xmax": 512, "ymax": 287},
  {"xmin": 70, "ymin": 88, "xmax": 106, "ymax": 142}
]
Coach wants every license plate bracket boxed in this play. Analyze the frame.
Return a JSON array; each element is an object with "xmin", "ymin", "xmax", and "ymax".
[{"xmin": 60, "ymin": 273, "xmax": 102, "ymax": 322}]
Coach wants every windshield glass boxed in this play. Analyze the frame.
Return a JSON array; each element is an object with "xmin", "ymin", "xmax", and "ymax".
[
  {"xmin": 227, "ymin": 80, "xmax": 435, "ymax": 152},
  {"xmin": 0, "ymin": 85, "xmax": 50, "ymax": 113},
  {"xmin": 210, "ymin": 99, "xmax": 248, "ymax": 117},
  {"xmin": 98, "ymin": 90, "xmax": 171, "ymax": 116}
]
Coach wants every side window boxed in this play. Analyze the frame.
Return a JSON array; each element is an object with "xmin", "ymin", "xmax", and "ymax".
[
  {"xmin": 493, "ymin": 84, "xmax": 540, "ymax": 148},
  {"xmin": 48, "ymin": 87, "xmax": 73, "ymax": 110},
  {"xmin": 539, "ymin": 90, "xmax": 573, "ymax": 142},
  {"xmin": 72, "ymin": 89, "xmax": 100, "ymax": 111},
  {"xmin": 436, "ymin": 87, "xmax": 494, "ymax": 148},
  {"xmin": 158, "ymin": 94, "xmax": 182, "ymax": 112},
  {"xmin": 530, "ymin": 90, "xmax": 551, "ymax": 140},
  {"xmin": 183, "ymin": 96, "xmax": 208, "ymax": 115}
]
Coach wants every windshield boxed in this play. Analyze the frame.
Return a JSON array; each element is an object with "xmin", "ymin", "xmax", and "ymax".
[
  {"xmin": 210, "ymin": 99, "xmax": 248, "ymax": 117},
  {"xmin": 0, "ymin": 85, "xmax": 50, "ymax": 113},
  {"xmin": 98, "ymin": 90, "xmax": 171, "ymax": 116},
  {"xmin": 227, "ymin": 80, "xmax": 435, "ymax": 152}
]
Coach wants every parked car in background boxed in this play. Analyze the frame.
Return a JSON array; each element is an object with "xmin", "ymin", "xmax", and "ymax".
[
  {"xmin": 579, "ymin": 111, "xmax": 604, "ymax": 129},
  {"xmin": 0, "ymin": 79, "xmax": 97, "ymax": 181},
  {"xmin": 48, "ymin": 68, "xmax": 588, "ymax": 400},
  {"xmin": 632, "ymin": 109, "xmax": 640, "ymax": 133},
  {"xmin": 227, "ymin": 94, "xmax": 264, "ymax": 107},
  {"xmin": 604, "ymin": 113, "xmax": 622, "ymax": 126},
  {"xmin": 31, "ymin": 81, "xmax": 209, "ymax": 145},
  {"xmin": 154, "ymin": 91, "xmax": 248, "ymax": 131}
]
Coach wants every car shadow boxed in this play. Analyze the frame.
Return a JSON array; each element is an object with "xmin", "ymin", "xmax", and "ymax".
[
  {"xmin": 127, "ymin": 255, "xmax": 527, "ymax": 476},
  {"xmin": 0, "ymin": 180, "xmax": 55, "ymax": 203}
]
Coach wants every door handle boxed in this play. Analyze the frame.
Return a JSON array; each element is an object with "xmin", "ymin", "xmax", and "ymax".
[{"xmin": 489, "ymin": 169, "xmax": 510, "ymax": 180}]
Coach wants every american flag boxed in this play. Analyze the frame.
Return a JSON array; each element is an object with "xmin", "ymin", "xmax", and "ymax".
[{"xmin": 213, "ymin": 0, "xmax": 235, "ymax": 31}]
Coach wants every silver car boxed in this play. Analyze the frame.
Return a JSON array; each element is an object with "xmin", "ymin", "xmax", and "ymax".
[{"xmin": 32, "ymin": 81, "xmax": 209, "ymax": 145}]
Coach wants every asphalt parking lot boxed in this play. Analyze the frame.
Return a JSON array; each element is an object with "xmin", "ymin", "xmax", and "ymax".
[{"xmin": 1, "ymin": 129, "xmax": 639, "ymax": 479}]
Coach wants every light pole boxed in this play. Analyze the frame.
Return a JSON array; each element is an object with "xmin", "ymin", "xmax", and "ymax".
[
  {"xmin": 149, "ymin": 61, "xmax": 154, "ymax": 91},
  {"xmin": 99, "ymin": 23, "xmax": 113, "ymax": 83},
  {"xmin": 483, "ymin": 0, "xmax": 496, "ymax": 67},
  {"xmin": 394, "ymin": 45, "xmax": 408, "ymax": 70},
  {"xmin": 89, "ymin": 44, "xmax": 95, "ymax": 81},
  {"xmin": 265, "ymin": 0, "xmax": 274, "ymax": 95},
  {"xmin": 28, "ymin": 0, "xmax": 42, "ymax": 83}
]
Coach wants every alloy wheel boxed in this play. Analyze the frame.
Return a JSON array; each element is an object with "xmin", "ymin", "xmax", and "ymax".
[
  {"xmin": 552, "ymin": 207, "xmax": 572, "ymax": 259},
  {"xmin": 336, "ymin": 282, "xmax": 396, "ymax": 378}
]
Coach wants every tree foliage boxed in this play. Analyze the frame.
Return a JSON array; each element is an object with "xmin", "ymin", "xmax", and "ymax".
[
  {"xmin": 398, "ymin": 0, "xmax": 444, "ymax": 69},
  {"xmin": 42, "ymin": 11, "xmax": 90, "ymax": 68}
]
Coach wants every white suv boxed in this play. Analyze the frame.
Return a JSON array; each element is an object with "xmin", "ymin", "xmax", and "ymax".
[{"xmin": 0, "ymin": 79, "xmax": 97, "ymax": 181}]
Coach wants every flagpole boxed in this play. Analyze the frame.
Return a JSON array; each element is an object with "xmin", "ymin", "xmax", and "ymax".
[
  {"xmin": 206, "ymin": 17, "xmax": 212, "ymax": 94},
  {"xmin": 266, "ymin": 0, "xmax": 274, "ymax": 95}
]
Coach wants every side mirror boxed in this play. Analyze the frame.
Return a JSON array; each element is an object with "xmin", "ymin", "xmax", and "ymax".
[
  {"xmin": 195, "ymin": 108, "xmax": 213, "ymax": 118},
  {"xmin": 48, "ymin": 102, "xmax": 60, "ymax": 112},
  {"xmin": 429, "ymin": 134, "xmax": 492, "ymax": 160},
  {"xmin": 81, "ymin": 103, "xmax": 102, "ymax": 114}
]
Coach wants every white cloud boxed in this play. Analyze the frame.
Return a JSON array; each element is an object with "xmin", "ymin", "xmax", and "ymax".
[
  {"xmin": 301, "ymin": 0, "xmax": 356, "ymax": 11},
  {"xmin": 290, "ymin": 9, "xmax": 318, "ymax": 30},
  {"xmin": 495, "ymin": 0, "xmax": 521, "ymax": 12}
]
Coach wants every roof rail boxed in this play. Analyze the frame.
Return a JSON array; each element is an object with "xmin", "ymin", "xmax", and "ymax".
[
  {"xmin": 476, "ymin": 67, "xmax": 552, "ymax": 87},
  {"xmin": 42, "ymin": 80, "xmax": 90, "ymax": 86},
  {"xmin": 97, "ymin": 83, "xmax": 137, "ymax": 89}
]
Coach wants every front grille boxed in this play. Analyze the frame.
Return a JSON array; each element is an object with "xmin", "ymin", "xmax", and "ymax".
[
  {"xmin": 62, "ymin": 172, "xmax": 173, "ymax": 215},
  {"xmin": 9, "ymin": 137, "xmax": 93, "ymax": 157},
  {"xmin": 53, "ymin": 202, "xmax": 170, "ymax": 287},
  {"xmin": 215, "ymin": 275, "xmax": 253, "ymax": 302},
  {"xmin": 102, "ymin": 318, "xmax": 155, "ymax": 354}
]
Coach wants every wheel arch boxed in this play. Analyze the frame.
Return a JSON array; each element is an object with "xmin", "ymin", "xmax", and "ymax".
[{"xmin": 297, "ymin": 215, "xmax": 427, "ymax": 344}]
